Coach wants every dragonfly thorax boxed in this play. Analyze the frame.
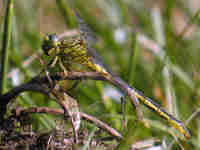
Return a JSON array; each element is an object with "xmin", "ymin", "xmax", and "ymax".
[{"xmin": 58, "ymin": 37, "xmax": 91, "ymax": 66}]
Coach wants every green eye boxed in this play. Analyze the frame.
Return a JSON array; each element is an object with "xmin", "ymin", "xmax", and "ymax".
[{"xmin": 42, "ymin": 34, "xmax": 59, "ymax": 55}]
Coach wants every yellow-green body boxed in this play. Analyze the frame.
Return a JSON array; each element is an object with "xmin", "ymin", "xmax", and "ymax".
[
  {"xmin": 60, "ymin": 37, "xmax": 107, "ymax": 73},
  {"xmin": 45, "ymin": 36, "xmax": 108, "ymax": 76}
]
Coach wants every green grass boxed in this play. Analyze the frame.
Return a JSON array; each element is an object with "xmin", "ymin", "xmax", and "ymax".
[{"xmin": 1, "ymin": 0, "xmax": 199, "ymax": 149}]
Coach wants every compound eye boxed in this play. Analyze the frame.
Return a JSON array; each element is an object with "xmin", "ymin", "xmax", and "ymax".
[
  {"xmin": 42, "ymin": 33, "xmax": 59, "ymax": 56},
  {"xmin": 48, "ymin": 34, "xmax": 58, "ymax": 43}
]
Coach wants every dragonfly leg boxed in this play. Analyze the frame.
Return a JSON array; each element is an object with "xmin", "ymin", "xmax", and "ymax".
[
  {"xmin": 38, "ymin": 56, "xmax": 56, "ymax": 91},
  {"xmin": 42, "ymin": 56, "xmax": 60, "ymax": 92},
  {"xmin": 49, "ymin": 55, "xmax": 58, "ymax": 68},
  {"xmin": 59, "ymin": 59, "xmax": 68, "ymax": 77}
]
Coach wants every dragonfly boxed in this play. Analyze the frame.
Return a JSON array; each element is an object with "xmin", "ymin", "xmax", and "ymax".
[{"xmin": 41, "ymin": 12, "xmax": 191, "ymax": 139}]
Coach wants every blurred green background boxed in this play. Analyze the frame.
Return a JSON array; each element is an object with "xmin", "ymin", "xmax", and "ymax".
[{"xmin": 1, "ymin": 0, "xmax": 200, "ymax": 149}]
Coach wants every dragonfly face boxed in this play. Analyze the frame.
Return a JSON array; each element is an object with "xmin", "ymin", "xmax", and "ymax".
[{"xmin": 42, "ymin": 34, "xmax": 60, "ymax": 56}]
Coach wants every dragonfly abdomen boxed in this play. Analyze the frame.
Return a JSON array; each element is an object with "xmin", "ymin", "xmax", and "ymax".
[{"xmin": 132, "ymin": 88, "xmax": 191, "ymax": 139}]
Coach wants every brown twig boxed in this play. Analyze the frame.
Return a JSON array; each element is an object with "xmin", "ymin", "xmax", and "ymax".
[
  {"xmin": 0, "ymin": 70, "xmax": 190, "ymax": 138},
  {"xmin": 14, "ymin": 106, "xmax": 122, "ymax": 139},
  {"xmin": 0, "ymin": 72, "xmax": 103, "ymax": 103},
  {"xmin": 0, "ymin": 71, "xmax": 143, "ymax": 122}
]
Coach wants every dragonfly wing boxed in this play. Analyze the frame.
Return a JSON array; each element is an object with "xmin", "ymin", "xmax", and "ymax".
[
  {"xmin": 74, "ymin": 12, "xmax": 113, "ymax": 74},
  {"xmin": 74, "ymin": 12, "xmax": 97, "ymax": 48}
]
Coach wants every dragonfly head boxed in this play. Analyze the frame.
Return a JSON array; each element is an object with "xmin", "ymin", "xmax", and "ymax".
[{"xmin": 42, "ymin": 34, "xmax": 60, "ymax": 56}]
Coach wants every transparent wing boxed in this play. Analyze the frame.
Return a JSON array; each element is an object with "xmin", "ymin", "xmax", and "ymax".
[
  {"xmin": 74, "ymin": 12, "xmax": 97, "ymax": 48},
  {"xmin": 75, "ymin": 11, "xmax": 113, "ymax": 74}
]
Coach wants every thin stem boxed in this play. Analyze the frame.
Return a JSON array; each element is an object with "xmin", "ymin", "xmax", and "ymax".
[
  {"xmin": 56, "ymin": 0, "xmax": 76, "ymax": 29},
  {"xmin": 0, "ymin": 0, "xmax": 14, "ymax": 94},
  {"xmin": 128, "ymin": 32, "xmax": 138, "ymax": 86}
]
